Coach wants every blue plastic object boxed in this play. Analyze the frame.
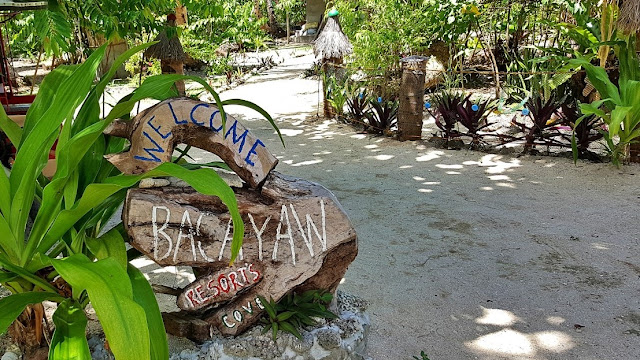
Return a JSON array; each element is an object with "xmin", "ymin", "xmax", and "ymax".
[
  {"xmin": 522, "ymin": 108, "xmax": 530, "ymax": 116},
  {"xmin": 377, "ymin": 97, "xmax": 382, "ymax": 103},
  {"xmin": 471, "ymin": 104, "xmax": 479, "ymax": 111},
  {"xmin": 424, "ymin": 102, "xmax": 431, "ymax": 109},
  {"xmin": 359, "ymin": 93, "xmax": 363, "ymax": 99}
]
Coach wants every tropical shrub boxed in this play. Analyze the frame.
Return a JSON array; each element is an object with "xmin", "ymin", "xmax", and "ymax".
[
  {"xmin": 364, "ymin": 98, "xmax": 398, "ymax": 135},
  {"xmin": 0, "ymin": 41, "xmax": 279, "ymax": 358},
  {"xmin": 571, "ymin": 36, "xmax": 640, "ymax": 165}
]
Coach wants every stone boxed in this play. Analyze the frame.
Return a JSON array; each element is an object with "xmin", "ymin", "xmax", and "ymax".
[
  {"xmin": 139, "ymin": 178, "xmax": 171, "ymax": 189},
  {"xmin": 104, "ymin": 97, "xmax": 277, "ymax": 188},
  {"xmin": 167, "ymin": 291, "xmax": 369, "ymax": 359},
  {"xmin": 124, "ymin": 171, "xmax": 358, "ymax": 337}
]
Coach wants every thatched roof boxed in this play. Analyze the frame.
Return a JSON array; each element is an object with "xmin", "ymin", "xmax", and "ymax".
[
  {"xmin": 313, "ymin": 15, "xmax": 352, "ymax": 59},
  {"xmin": 618, "ymin": 0, "xmax": 640, "ymax": 33},
  {"xmin": 145, "ymin": 23, "xmax": 186, "ymax": 61}
]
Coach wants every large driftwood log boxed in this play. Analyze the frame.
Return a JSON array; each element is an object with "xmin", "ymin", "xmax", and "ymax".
[
  {"xmin": 124, "ymin": 171, "xmax": 357, "ymax": 337},
  {"xmin": 105, "ymin": 98, "xmax": 277, "ymax": 188}
]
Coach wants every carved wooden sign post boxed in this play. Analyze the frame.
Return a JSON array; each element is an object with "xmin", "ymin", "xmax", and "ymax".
[{"xmin": 106, "ymin": 98, "xmax": 357, "ymax": 339}]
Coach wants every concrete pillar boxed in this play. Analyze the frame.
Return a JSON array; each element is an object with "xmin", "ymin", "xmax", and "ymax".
[
  {"xmin": 398, "ymin": 56, "xmax": 428, "ymax": 141},
  {"xmin": 306, "ymin": 0, "xmax": 326, "ymax": 26}
]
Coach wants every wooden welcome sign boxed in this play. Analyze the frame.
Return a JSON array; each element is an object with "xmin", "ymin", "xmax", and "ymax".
[
  {"xmin": 105, "ymin": 97, "xmax": 278, "ymax": 188},
  {"xmin": 106, "ymin": 98, "xmax": 358, "ymax": 338}
]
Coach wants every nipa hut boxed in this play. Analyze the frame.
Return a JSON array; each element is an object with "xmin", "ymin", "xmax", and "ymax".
[
  {"xmin": 145, "ymin": 13, "xmax": 187, "ymax": 95},
  {"xmin": 313, "ymin": 9, "xmax": 352, "ymax": 118}
]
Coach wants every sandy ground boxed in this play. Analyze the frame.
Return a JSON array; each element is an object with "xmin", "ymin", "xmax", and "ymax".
[
  {"xmin": 3, "ymin": 46, "xmax": 639, "ymax": 360},
  {"xmin": 173, "ymin": 47, "xmax": 640, "ymax": 360}
]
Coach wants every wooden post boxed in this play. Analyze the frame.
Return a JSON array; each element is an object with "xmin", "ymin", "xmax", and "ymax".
[{"xmin": 398, "ymin": 56, "xmax": 427, "ymax": 141}]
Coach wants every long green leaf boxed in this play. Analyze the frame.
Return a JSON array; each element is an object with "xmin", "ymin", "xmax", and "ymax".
[
  {"xmin": 86, "ymin": 228, "xmax": 127, "ymax": 270},
  {"xmin": 0, "ymin": 291, "xmax": 63, "ymax": 335},
  {"xmin": 10, "ymin": 45, "xmax": 107, "ymax": 246},
  {"xmin": 0, "ymin": 252, "xmax": 58, "ymax": 292},
  {"xmin": 609, "ymin": 106, "xmax": 631, "ymax": 138},
  {"xmin": 0, "ymin": 105, "xmax": 22, "ymax": 145},
  {"xmin": 49, "ymin": 299, "xmax": 91, "ymax": 360},
  {"xmin": 51, "ymin": 254, "xmax": 150, "ymax": 360},
  {"xmin": 221, "ymin": 98, "xmax": 285, "ymax": 147},
  {"xmin": 127, "ymin": 264, "xmax": 168, "ymax": 360},
  {"xmin": 0, "ymin": 214, "xmax": 19, "ymax": 262}
]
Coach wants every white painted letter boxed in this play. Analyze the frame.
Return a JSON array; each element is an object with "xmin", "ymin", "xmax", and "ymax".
[
  {"xmin": 273, "ymin": 205, "xmax": 296, "ymax": 265},
  {"xmin": 248, "ymin": 213, "xmax": 271, "ymax": 261},
  {"xmin": 174, "ymin": 210, "xmax": 197, "ymax": 262},
  {"xmin": 152, "ymin": 206, "xmax": 172, "ymax": 260}
]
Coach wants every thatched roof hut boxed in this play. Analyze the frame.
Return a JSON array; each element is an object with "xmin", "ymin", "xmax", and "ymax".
[
  {"xmin": 313, "ymin": 10, "xmax": 352, "ymax": 60},
  {"xmin": 144, "ymin": 14, "xmax": 186, "ymax": 61}
]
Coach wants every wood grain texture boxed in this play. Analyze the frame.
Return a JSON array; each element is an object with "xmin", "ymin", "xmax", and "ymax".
[
  {"xmin": 123, "ymin": 171, "xmax": 358, "ymax": 336},
  {"xmin": 104, "ymin": 97, "xmax": 277, "ymax": 188}
]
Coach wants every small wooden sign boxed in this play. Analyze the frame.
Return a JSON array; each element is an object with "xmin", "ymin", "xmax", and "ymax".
[
  {"xmin": 105, "ymin": 98, "xmax": 278, "ymax": 188},
  {"xmin": 124, "ymin": 171, "xmax": 358, "ymax": 336}
]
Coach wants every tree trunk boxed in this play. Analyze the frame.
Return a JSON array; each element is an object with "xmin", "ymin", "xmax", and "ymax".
[
  {"xmin": 286, "ymin": 10, "xmax": 290, "ymax": 43},
  {"xmin": 266, "ymin": 0, "xmax": 277, "ymax": 36},
  {"xmin": 8, "ymin": 304, "xmax": 51, "ymax": 360}
]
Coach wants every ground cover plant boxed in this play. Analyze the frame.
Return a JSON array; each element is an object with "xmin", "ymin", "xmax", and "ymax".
[{"xmin": 259, "ymin": 290, "xmax": 336, "ymax": 341}]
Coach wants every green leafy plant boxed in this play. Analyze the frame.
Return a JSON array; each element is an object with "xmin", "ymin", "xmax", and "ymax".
[
  {"xmin": 559, "ymin": 102, "xmax": 603, "ymax": 160},
  {"xmin": 427, "ymin": 91, "xmax": 464, "ymax": 140},
  {"xmin": 0, "ymin": 42, "xmax": 282, "ymax": 359},
  {"xmin": 324, "ymin": 74, "xmax": 349, "ymax": 118},
  {"xmin": 346, "ymin": 89, "xmax": 370, "ymax": 122},
  {"xmin": 454, "ymin": 95, "xmax": 495, "ymax": 145},
  {"xmin": 259, "ymin": 290, "xmax": 337, "ymax": 341},
  {"xmin": 364, "ymin": 97, "xmax": 398, "ymax": 135},
  {"xmin": 511, "ymin": 91, "xmax": 566, "ymax": 152},
  {"xmin": 570, "ymin": 36, "xmax": 640, "ymax": 165}
]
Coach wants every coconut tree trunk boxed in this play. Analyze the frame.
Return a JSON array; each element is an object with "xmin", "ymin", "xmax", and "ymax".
[{"xmin": 266, "ymin": 0, "xmax": 277, "ymax": 36}]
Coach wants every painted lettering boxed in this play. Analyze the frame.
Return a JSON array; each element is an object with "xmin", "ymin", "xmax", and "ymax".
[
  {"xmin": 186, "ymin": 289, "xmax": 201, "ymax": 306},
  {"xmin": 244, "ymin": 139, "xmax": 265, "ymax": 166},
  {"xmin": 209, "ymin": 110, "xmax": 222, "ymax": 132},
  {"xmin": 224, "ymin": 120, "xmax": 249, "ymax": 153},
  {"xmin": 228, "ymin": 271, "xmax": 244, "ymax": 291},
  {"xmin": 133, "ymin": 132, "xmax": 165, "ymax": 162},
  {"xmin": 233, "ymin": 310, "xmax": 243, "ymax": 323},
  {"xmin": 168, "ymin": 102, "xmax": 188, "ymax": 124},
  {"xmin": 190, "ymin": 103, "xmax": 208, "ymax": 126},
  {"xmin": 174, "ymin": 210, "xmax": 197, "ymax": 262},
  {"xmin": 238, "ymin": 266, "xmax": 249, "ymax": 284},
  {"xmin": 152, "ymin": 206, "xmax": 172, "ymax": 260},
  {"xmin": 148, "ymin": 115, "xmax": 172, "ymax": 139},
  {"xmin": 241, "ymin": 301, "xmax": 253, "ymax": 314},
  {"xmin": 248, "ymin": 214, "xmax": 271, "ymax": 261},
  {"xmin": 290, "ymin": 200, "xmax": 327, "ymax": 257},
  {"xmin": 218, "ymin": 219, "xmax": 233, "ymax": 261},
  {"xmin": 222, "ymin": 314, "xmax": 235, "ymax": 328},
  {"xmin": 273, "ymin": 205, "xmax": 296, "ymax": 265},
  {"xmin": 248, "ymin": 263, "xmax": 261, "ymax": 282},
  {"xmin": 218, "ymin": 274, "xmax": 230, "ymax": 293},
  {"xmin": 220, "ymin": 297, "xmax": 265, "ymax": 327}
]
